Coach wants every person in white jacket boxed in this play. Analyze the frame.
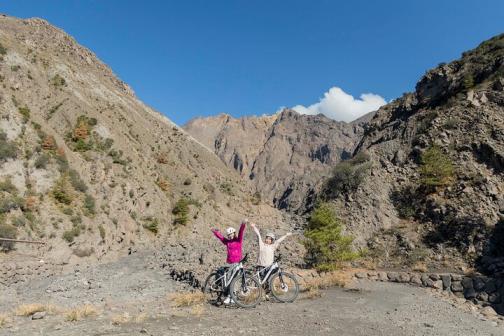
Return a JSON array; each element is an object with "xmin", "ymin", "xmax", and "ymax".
[{"xmin": 250, "ymin": 222, "xmax": 292, "ymax": 267}]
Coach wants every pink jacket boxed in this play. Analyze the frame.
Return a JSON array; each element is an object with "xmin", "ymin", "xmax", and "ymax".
[{"xmin": 212, "ymin": 223, "xmax": 246, "ymax": 263}]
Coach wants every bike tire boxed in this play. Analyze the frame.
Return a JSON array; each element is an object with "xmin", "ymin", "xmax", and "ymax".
[
  {"xmin": 202, "ymin": 272, "xmax": 222, "ymax": 305},
  {"xmin": 269, "ymin": 271, "xmax": 299, "ymax": 303},
  {"xmin": 229, "ymin": 271, "xmax": 262, "ymax": 308}
]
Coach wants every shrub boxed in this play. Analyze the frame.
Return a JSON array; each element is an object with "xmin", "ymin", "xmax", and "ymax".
[
  {"xmin": 41, "ymin": 135, "xmax": 56, "ymax": 150},
  {"xmin": 219, "ymin": 182, "xmax": 234, "ymax": 195},
  {"xmin": 83, "ymin": 194, "xmax": 96, "ymax": 215},
  {"xmin": 10, "ymin": 65, "xmax": 20, "ymax": 72},
  {"xmin": 0, "ymin": 132, "xmax": 18, "ymax": 161},
  {"xmin": 46, "ymin": 101, "xmax": 64, "ymax": 120},
  {"xmin": 443, "ymin": 118, "xmax": 459, "ymax": 130},
  {"xmin": 34, "ymin": 153, "xmax": 50, "ymax": 169},
  {"xmin": 69, "ymin": 169, "xmax": 87, "ymax": 192},
  {"xmin": 390, "ymin": 185, "xmax": 418, "ymax": 219},
  {"xmin": 463, "ymin": 74, "xmax": 475, "ymax": 91},
  {"xmin": 172, "ymin": 198, "xmax": 190, "ymax": 225},
  {"xmin": 143, "ymin": 217, "xmax": 159, "ymax": 234},
  {"xmin": 18, "ymin": 106, "xmax": 30, "ymax": 122},
  {"xmin": 157, "ymin": 178, "xmax": 170, "ymax": 191},
  {"xmin": 420, "ymin": 145, "xmax": 454, "ymax": 188},
  {"xmin": 0, "ymin": 196, "xmax": 25, "ymax": 213},
  {"xmin": 52, "ymin": 176, "xmax": 74, "ymax": 205},
  {"xmin": 0, "ymin": 42, "xmax": 7, "ymax": 55},
  {"xmin": 303, "ymin": 203, "xmax": 359, "ymax": 271},
  {"xmin": 51, "ymin": 74, "xmax": 66, "ymax": 87},
  {"xmin": 324, "ymin": 154, "xmax": 371, "ymax": 198},
  {"xmin": 98, "ymin": 225, "xmax": 105, "ymax": 240},
  {"xmin": 0, "ymin": 223, "xmax": 17, "ymax": 250},
  {"xmin": 0, "ymin": 177, "xmax": 17, "ymax": 194},
  {"xmin": 62, "ymin": 226, "xmax": 80, "ymax": 242}
]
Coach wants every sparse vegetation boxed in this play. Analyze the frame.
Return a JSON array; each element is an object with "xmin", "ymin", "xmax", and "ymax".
[
  {"xmin": 51, "ymin": 74, "xmax": 66, "ymax": 88},
  {"xmin": 143, "ymin": 217, "xmax": 159, "ymax": 234},
  {"xmin": 62, "ymin": 226, "xmax": 81, "ymax": 243},
  {"xmin": 0, "ymin": 196, "xmax": 25, "ymax": 213},
  {"xmin": 420, "ymin": 145, "xmax": 454, "ymax": 188},
  {"xmin": 463, "ymin": 73, "xmax": 475, "ymax": 91},
  {"xmin": 0, "ymin": 131, "xmax": 18, "ymax": 161},
  {"xmin": 0, "ymin": 42, "xmax": 7, "ymax": 56},
  {"xmin": 172, "ymin": 198, "xmax": 190, "ymax": 225},
  {"xmin": 324, "ymin": 152, "xmax": 371, "ymax": 199},
  {"xmin": 169, "ymin": 291, "xmax": 206, "ymax": 307},
  {"xmin": 98, "ymin": 224, "xmax": 105, "ymax": 240},
  {"xmin": 14, "ymin": 303, "xmax": 47, "ymax": 316},
  {"xmin": 18, "ymin": 106, "xmax": 30, "ymax": 123},
  {"xmin": 157, "ymin": 178, "xmax": 170, "ymax": 191},
  {"xmin": 52, "ymin": 175, "xmax": 74, "ymax": 205},
  {"xmin": 65, "ymin": 305, "xmax": 97, "ymax": 322},
  {"xmin": 83, "ymin": 194, "xmax": 96, "ymax": 215},
  {"xmin": 219, "ymin": 181, "xmax": 234, "ymax": 195},
  {"xmin": 0, "ymin": 177, "xmax": 18, "ymax": 194},
  {"xmin": 69, "ymin": 169, "xmax": 88, "ymax": 192},
  {"xmin": 304, "ymin": 203, "xmax": 360, "ymax": 271},
  {"xmin": 34, "ymin": 153, "xmax": 50, "ymax": 169},
  {"xmin": 0, "ymin": 223, "xmax": 17, "ymax": 251}
]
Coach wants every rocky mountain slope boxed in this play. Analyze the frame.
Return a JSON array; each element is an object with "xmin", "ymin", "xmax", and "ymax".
[
  {"xmin": 184, "ymin": 109, "xmax": 373, "ymax": 213},
  {"xmin": 0, "ymin": 15, "xmax": 296, "ymax": 284},
  {"xmin": 325, "ymin": 33, "xmax": 504, "ymax": 272}
]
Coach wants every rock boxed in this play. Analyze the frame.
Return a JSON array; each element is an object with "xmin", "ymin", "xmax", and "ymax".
[
  {"xmin": 410, "ymin": 274, "xmax": 422, "ymax": 285},
  {"xmin": 481, "ymin": 306, "xmax": 497, "ymax": 318},
  {"xmin": 485, "ymin": 279, "xmax": 498, "ymax": 294},
  {"xmin": 387, "ymin": 272, "xmax": 399, "ymax": 282},
  {"xmin": 462, "ymin": 277, "xmax": 474, "ymax": 289},
  {"xmin": 355, "ymin": 272, "xmax": 367, "ymax": 279},
  {"xmin": 451, "ymin": 274, "xmax": 463, "ymax": 281},
  {"xmin": 489, "ymin": 293, "xmax": 501, "ymax": 304},
  {"xmin": 377, "ymin": 272, "xmax": 388, "ymax": 281},
  {"xmin": 432, "ymin": 280, "xmax": 443, "ymax": 290},
  {"xmin": 474, "ymin": 278, "xmax": 486, "ymax": 291},
  {"xmin": 451, "ymin": 281, "xmax": 464, "ymax": 292},
  {"xmin": 31, "ymin": 311, "xmax": 46, "ymax": 320},
  {"xmin": 429, "ymin": 274, "xmax": 440, "ymax": 281},
  {"xmin": 441, "ymin": 274, "xmax": 451, "ymax": 290},
  {"xmin": 464, "ymin": 288, "xmax": 477, "ymax": 300},
  {"xmin": 398, "ymin": 273, "xmax": 411, "ymax": 283},
  {"xmin": 477, "ymin": 292, "xmax": 489, "ymax": 302}
]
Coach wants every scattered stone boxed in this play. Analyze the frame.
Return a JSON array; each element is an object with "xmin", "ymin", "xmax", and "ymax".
[
  {"xmin": 387, "ymin": 272, "xmax": 399, "ymax": 282},
  {"xmin": 355, "ymin": 272, "xmax": 367, "ymax": 279},
  {"xmin": 441, "ymin": 275, "xmax": 451, "ymax": 290},
  {"xmin": 31, "ymin": 311, "xmax": 46, "ymax": 320},
  {"xmin": 451, "ymin": 282, "xmax": 463, "ymax": 292},
  {"xmin": 481, "ymin": 306, "xmax": 497, "ymax": 318}
]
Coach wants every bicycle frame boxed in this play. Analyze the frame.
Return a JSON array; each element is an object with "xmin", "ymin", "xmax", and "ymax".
[
  {"xmin": 214, "ymin": 262, "xmax": 244, "ymax": 290},
  {"xmin": 253, "ymin": 262, "xmax": 280, "ymax": 286}
]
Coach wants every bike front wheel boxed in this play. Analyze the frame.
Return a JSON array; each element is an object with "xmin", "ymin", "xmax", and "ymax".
[
  {"xmin": 229, "ymin": 272, "xmax": 262, "ymax": 308},
  {"xmin": 269, "ymin": 271, "xmax": 299, "ymax": 303}
]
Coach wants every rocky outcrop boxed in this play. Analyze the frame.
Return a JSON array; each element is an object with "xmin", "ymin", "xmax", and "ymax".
[
  {"xmin": 185, "ymin": 109, "xmax": 373, "ymax": 213},
  {"xmin": 0, "ymin": 14, "xmax": 294, "ymax": 281},
  {"xmin": 327, "ymin": 34, "xmax": 504, "ymax": 265}
]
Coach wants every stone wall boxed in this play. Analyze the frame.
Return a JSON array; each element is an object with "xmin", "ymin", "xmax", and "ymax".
[{"xmin": 354, "ymin": 270, "xmax": 504, "ymax": 316}]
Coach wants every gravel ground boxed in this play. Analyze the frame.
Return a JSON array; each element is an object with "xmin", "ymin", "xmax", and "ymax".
[{"xmin": 2, "ymin": 280, "xmax": 504, "ymax": 336}]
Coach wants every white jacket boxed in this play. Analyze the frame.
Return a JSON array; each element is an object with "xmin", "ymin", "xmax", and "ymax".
[{"xmin": 252, "ymin": 226, "xmax": 290, "ymax": 267}]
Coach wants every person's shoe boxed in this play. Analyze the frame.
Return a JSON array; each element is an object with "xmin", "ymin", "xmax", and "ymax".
[{"xmin": 223, "ymin": 296, "xmax": 233, "ymax": 305}]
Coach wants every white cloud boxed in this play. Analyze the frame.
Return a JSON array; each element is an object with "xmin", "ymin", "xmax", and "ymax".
[{"xmin": 291, "ymin": 87, "xmax": 386, "ymax": 122}]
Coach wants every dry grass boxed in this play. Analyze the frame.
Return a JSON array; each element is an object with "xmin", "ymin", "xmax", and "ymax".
[
  {"xmin": 189, "ymin": 304, "xmax": 205, "ymax": 317},
  {"xmin": 169, "ymin": 291, "xmax": 206, "ymax": 307},
  {"xmin": 134, "ymin": 313, "xmax": 147, "ymax": 323},
  {"xmin": 14, "ymin": 303, "xmax": 57, "ymax": 316},
  {"xmin": 303, "ymin": 287, "xmax": 322, "ymax": 299},
  {"xmin": 302, "ymin": 270, "xmax": 353, "ymax": 292},
  {"xmin": 65, "ymin": 305, "xmax": 98, "ymax": 322},
  {"xmin": 111, "ymin": 313, "xmax": 130, "ymax": 325},
  {"xmin": 0, "ymin": 314, "xmax": 10, "ymax": 328},
  {"xmin": 412, "ymin": 262, "xmax": 428, "ymax": 273}
]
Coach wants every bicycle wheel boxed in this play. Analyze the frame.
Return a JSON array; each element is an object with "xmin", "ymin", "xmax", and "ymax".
[
  {"xmin": 202, "ymin": 272, "xmax": 223, "ymax": 305},
  {"xmin": 269, "ymin": 271, "xmax": 299, "ymax": 303},
  {"xmin": 229, "ymin": 272, "xmax": 262, "ymax": 308}
]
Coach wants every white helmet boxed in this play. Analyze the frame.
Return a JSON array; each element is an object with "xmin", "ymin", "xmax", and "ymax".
[
  {"xmin": 265, "ymin": 232, "xmax": 276, "ymax": 240},
  {"xmin": 226, "ymin": 227, "xmax": 236, "ymax": 236}
]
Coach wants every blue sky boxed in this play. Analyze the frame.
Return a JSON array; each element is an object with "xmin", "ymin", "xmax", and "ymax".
[{"xmin": 1, "ymin": 1, "xmax": 503, "ymax": 124}]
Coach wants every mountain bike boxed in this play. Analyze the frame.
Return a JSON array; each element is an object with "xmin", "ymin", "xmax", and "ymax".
[
  {"xmin": 202, "ymin": 254, "xmax": 262, "ymax": 308},
  {"xmin": 250, "ymin": 255, "xmax": 299, "ymax": 303}
]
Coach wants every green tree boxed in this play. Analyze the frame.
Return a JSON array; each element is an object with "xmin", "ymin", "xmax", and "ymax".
[
  {"xmin": 304, "ymin": 203, "xmax": 359, "ymax": 271},
  {"xmin": 420, "ymin": 145, "xmax": 454, "ymax": 188}
]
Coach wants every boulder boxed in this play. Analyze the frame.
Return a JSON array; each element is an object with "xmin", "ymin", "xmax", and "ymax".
[
  {"xmin": 464, "ymin": 287, "xmax": 477, "ymax": 300},
  {"xmin": 432, "ymin": 280, "xmax": 443, "ymax": 290},
  {"xmin": 480, "ymin": 306, "xmax": 498, "ymax": 318},
  {"xmin": 410, "ymin": 274, "xmax": 422, "ymax": 286},
  {"xmin": 398, "ymin": 273, "xmax": 411, "ymax": 283},
  {"xmin": 441, "ymin": 274, "xmax": 451, "ymax": 290},
  {"xmin": 387, "ymin": 272, "xmax": 399, "ymax": 282},
  {"xmin": 461, "ymin": 277, "xmax": 474, "ymax": 289},
  {"xmin": 451, "ymin": 281, "xmax": 464, "ymax": 292}
]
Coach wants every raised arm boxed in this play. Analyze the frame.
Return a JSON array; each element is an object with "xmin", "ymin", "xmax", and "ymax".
[
  {"xmin": 251, "ymin": 222, "xmax": 262, "ymax": 244},
  {"xmin": 237, "ymin": 221, "xmax": 246, "ymax": 242},
  {"xmin": 274, "ymin": 232, "xmax": 292, "ymax": 247},
  {"xmin": 211, "ymin": 229, "xmax": 225, "ymax": 244}
]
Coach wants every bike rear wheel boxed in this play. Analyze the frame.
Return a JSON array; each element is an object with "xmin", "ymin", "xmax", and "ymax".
[
  {"xmin": 202, "ymin": 272, "xmax": 223, "ymax": 305},
  {"xmin": 229, "ymin": 272, "xmax": 262, "ymax": 308},
  {"xmin": 269, "ymin": 271, "xmax": 299, "ymax": 303}
]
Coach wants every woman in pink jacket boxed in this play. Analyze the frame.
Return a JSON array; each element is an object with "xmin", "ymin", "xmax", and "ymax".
[{"xmin": 211, "ymin": 220, "xmax": 247, "ymax": 304}]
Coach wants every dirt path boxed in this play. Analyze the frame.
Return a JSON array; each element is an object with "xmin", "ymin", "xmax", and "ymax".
[{"xmin": 3, "ymin": 280, "xmax": 504, "ymax": 336}]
